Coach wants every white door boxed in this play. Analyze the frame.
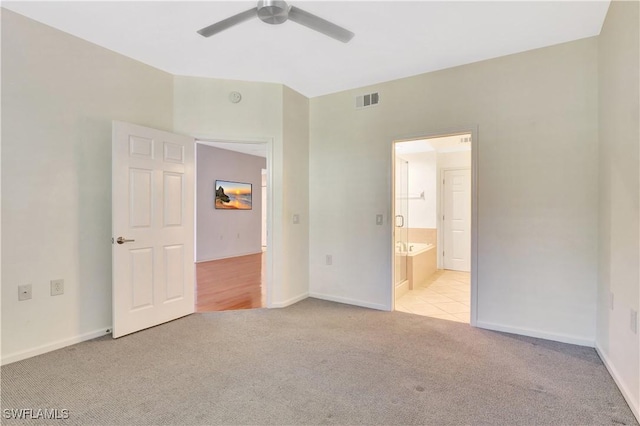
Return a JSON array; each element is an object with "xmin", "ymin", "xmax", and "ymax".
[
  {"xmin": 443, "ymin": 168, "xmax": 471, "ymax": 271},
  {"xmin": 112, "ymin": 121, "xmax": 195, "ymax": 338}
]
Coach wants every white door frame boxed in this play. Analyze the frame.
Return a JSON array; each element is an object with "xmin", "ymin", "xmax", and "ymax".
[
  {"xmin": 391, "ymin": 126, "xmax": 479, "ymax": 326},
  {"xmin": 193, "ymin": 135, "xmax": 274, "ymax": 309}
]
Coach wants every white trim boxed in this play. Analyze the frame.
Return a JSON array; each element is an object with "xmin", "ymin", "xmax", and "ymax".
[
  {"xmin": 391, "ymin": 126, "xmax": 479, "ymax": 326},
  {"xmin": 476, "ymin": 320, "xmax": 595, "ymax": 347},
  {"xmin": 595, "ymin": 344, "xmax": 640, "ymax": 422},
  {"xmin": 310, "ymin": 293, "xmax": 389, "ymax": 311},
  {"xmin": 1, "ymin": 328, "xmax": 111, "ymax": 366},
  {"xmin": 193, "ymin": 134, "xmax": 272, "ymax": 147},
  {"xmin": 195, "ymin": 250, "xmax": 264, "ymax": 263},
  {"xmin": 469, "ymin": 127, "xmax": 479, "ymax": 327},
  {"xmin": 390, "ymin": 149, "xmax": 399, "ymax": 311},
  {"xmin": 270, "ymin": 292, "xmax": 309, "ymax": 308}
]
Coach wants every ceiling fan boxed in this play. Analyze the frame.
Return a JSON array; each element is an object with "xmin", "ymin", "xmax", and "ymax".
[{"xmin": 197, "ymin": 0, "xmax": 355, "ymax": 43}]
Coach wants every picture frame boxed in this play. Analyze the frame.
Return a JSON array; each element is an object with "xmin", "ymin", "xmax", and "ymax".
[{"xmin": 215, "ymin": 180, "xmax": 252, "ymax": 210}]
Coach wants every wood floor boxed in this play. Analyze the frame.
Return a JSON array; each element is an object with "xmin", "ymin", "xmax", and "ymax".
[{"xmin": 195, "ymin": 252, "xmax": 265, "ymax": 312}]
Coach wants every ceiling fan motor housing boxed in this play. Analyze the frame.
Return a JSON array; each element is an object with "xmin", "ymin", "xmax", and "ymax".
[{"xmin": 257, "ymin": 0, "xmax": 290, "ymax": 25}]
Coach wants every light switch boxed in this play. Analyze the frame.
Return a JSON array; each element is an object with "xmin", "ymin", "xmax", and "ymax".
[{"xmin": 376, "ymin": 214, "xmax": 383, "ymax": 225}]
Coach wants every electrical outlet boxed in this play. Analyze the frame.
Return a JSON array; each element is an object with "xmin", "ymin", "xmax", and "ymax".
[
  {"xmin": 631, "ymin": 309, "xmax": 638, "ymax": 334},
  {"xmin": 326, "ymin": 255, "xmax": 333, "ymax": 266},
  {"xmin": 376, "ymin": 214, "xmax": 383, "ymax": 225},
  {"xmin": 18, "ymin": 284, "xmax": 32, "ymax": 301},
  {"xmin": 50, "ymin": 279, "xmax": 64, "ymax": 296}
]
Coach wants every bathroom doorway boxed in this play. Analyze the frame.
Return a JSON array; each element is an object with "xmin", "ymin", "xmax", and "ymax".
[{"xmin": 392, "ymin": 132, "xmax": 476, "ymax": 324}]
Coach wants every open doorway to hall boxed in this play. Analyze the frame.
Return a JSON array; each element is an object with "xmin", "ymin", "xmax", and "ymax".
[
  {"xmin": 195, "ymin": 141, "xmax": 268, "ymax": 312},
  {"xmin": 393, "ymin": 133, "xmax": 473, "ymax": 323}
]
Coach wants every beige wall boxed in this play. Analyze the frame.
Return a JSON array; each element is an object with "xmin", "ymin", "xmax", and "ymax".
[
  {"xmin": 3, "ymin": 11, "xmax": 638, "ymax": 419},
  {"xmin": 310, "ymin": 37, "xmax": 599, "ymax": 343},
  {"xmin": 1, "ymin": 10, "xmax": 174, "ymax": 362},
  {"xmin": 196, "ymin": 145, "xmax": 266, "ymax": 262},
  {"xmin": 280, "ymin": 86, "xmax": 310, "ymax": 304},
  {"xmin": 597, "ymin": 0, "xmax": 640, "ymax": 416},
  {"xmin": 173, "ymin": 76, "xmax": 310, "ymax": 308}
]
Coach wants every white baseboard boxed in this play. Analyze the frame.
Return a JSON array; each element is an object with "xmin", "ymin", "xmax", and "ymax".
[
  {"xmin": 475, "ymin": 320, "xmax": 595, "ymax": 347},
  {"xmin": 595, "ymin": 344, "xmax": 640, "ymax": 422},
  {"xmin": 196, "ymin": 250, "xmax": 263, "ymax": 263},
  {"xmin": 309, "ymin": 292, "xmax": 389, "ymax": 311},
  {"xmin": 1, "ymin": 328, "xmax": 111, "ymax": 366},
  {"xmin": 270, "ymin": 292, "xmax": 309, "ymax": 308}
]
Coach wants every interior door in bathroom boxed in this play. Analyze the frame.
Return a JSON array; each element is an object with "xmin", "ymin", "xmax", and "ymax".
[{"xmin": 443, "ymin": 168, "xmax": 471, "ymax": 271}]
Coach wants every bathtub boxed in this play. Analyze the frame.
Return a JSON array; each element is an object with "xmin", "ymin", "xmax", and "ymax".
[
  {"xmin": 405, "ymin": 242, "xmax": 434, "ymax": 256},
  {"xmin": 395, "ymin": 242, "xmax": 437, "ymax": 297}
]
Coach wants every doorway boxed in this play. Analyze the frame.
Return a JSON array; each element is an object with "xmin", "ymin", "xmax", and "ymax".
[
  {"xmin": 392, "ymin": 131, "xmax": 476, "ymax": 324},
  {"xmin": 194, "ymin": 139, "xmax": 270, "ymax": 312},
  {"xmin": 112, "ymin": 122, "xmax": 276, "ymax": 338}
]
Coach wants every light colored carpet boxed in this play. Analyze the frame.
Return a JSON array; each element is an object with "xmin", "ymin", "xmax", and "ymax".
[{"xmin": 1, "ymin": 298, "xmax": 637, "ymax": 425}]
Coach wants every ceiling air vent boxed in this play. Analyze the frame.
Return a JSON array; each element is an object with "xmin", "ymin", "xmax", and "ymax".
[{"xmin": 355, "ymin": 92, "xmax": 380, "ymax": 109}]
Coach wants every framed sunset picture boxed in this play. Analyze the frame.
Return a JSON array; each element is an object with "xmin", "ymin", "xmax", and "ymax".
[{"xmin": 215, "ymin": 180, "xmax": 252, "ymax": 210}]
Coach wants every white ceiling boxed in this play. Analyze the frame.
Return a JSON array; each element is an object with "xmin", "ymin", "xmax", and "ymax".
[
  {"xmin": 199, "ymin": 140, "xmax": 267, "ymax": 158},
  {"xmin": 3, "ymin": 1, "xmax": 610, "ymax": 98}
]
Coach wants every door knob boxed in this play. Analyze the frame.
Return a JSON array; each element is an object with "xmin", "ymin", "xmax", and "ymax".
[{"xmin": 116, "ymin": 237, "xmax": 135, "ymax": 244}]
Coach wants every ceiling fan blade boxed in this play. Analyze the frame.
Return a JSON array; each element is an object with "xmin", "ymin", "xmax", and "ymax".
[
  {"xmin": 288, "ymin": 6, "xmax": 354, "ymax": 43},
  {"xmin": 197, "ymin": 8, "xmax": 258, "ymax": 38}
]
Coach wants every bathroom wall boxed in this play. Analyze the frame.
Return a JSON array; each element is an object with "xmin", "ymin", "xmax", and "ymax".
[
  {"xmin": 437, "ymin": 151, "xmax": 471, "ymax": 169},
  {"xmin": 196, "ymin": 145, "xmax": 266, "ymax": 262},
  {"xmin": 409, "ymin": 229, "xmax": 437, "ymax": 247},
  {"xmin": 403, "ymin": 150, "xmax": 471, "ymax": 248},
  {"xmin": 402, "ymin": 152, "xmax": 437, "ymax": 229}
]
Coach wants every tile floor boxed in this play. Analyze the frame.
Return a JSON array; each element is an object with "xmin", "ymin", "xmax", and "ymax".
[{"xmin": 395, "ymin": 270, "xmax": 470, "ymax": 323}]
